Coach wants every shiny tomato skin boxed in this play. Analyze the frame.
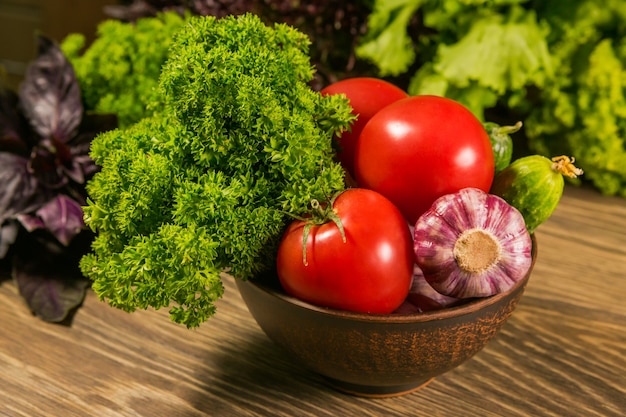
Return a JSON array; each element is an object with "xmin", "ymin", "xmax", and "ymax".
[
  {"xmin": 276, "ymin": 188, "xmax": 413, "ymax": 314},
  {"xmin": 354, "ymin": 95, "xmax": 494, "ymax": 225},
  {"xmin": 320, "ymin": 78, "xmax": 408, "ymax": 178}
]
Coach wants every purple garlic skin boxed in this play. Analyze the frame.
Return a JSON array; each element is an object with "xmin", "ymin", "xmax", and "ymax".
[
  {"xmin": 393, "ymin": 264, "xmax": 460, "ymax": 314},
  {"xmin": 413, "ymin": 187, "xmax": 532, "ymax": 299}
]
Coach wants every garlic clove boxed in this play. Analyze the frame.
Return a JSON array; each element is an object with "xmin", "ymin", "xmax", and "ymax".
[{"xmin": 393, "ymin": 265, "xmax": 461, "ymax": 314}]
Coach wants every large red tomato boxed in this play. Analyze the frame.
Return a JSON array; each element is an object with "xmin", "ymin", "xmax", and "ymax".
[
  {"xmin": 320, "ymin": 78, "xmax": 408, "ymax": 178},
  {"xmin": 354, "ymin": 95, "xmax": 494, "ymax": 224},
  {"xmin": 276, "ymin": 188, "xmax": 413, "ymax": 314}
]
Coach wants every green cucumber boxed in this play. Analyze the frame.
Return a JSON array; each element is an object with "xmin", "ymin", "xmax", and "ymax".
[
  {"xmin": 490, "ymin": 155, "xmax": 583, "ymax": 233},
  {"xmin": 483, "ymin": 121, "xmax": 521, "ymax": 174}
]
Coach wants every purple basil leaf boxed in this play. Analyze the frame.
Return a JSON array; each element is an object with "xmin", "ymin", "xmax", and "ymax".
[
  {"xmin": 33, "ymin": 194, "xmax": 85, "ymax": 246},
  {"xmin": 0, "ymin": 152, "xmax": 51, "ymax": 224},
  {"xmin": 61, "ymin": 154, "xmax": 99, "ymax": 184},
  {"xmin": 19, "ymin": 35, "xmax": 83, "ymax": 142},
  {"xmin": 75, "ymin": 153, "xmax": 99, "ymax": 178},
  {"xmin": 12, "ymin": 233, "xmax": 90, "ymax": 323},
  {"xmin": 61, "ymin": 160, "xmax": 86, "ymax": 184},
  {"xmin": 28, "ymin": 143, "xmax": 69, "ymax": 189},
  {"xmin": 15, "ymin": 213, "xmax": 45, "ymax": 232},
  {"xmin": 63, "ymin": 114, "xmax": 118, "ymax": 182},
  {"xmin": 60, "ymin": 140, "xmax": 94, "ymax": 184}
]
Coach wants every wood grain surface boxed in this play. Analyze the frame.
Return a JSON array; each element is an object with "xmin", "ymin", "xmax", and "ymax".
[{"xmin": 1, "ymin": 185, "xmax": 625, "ymax": 417}]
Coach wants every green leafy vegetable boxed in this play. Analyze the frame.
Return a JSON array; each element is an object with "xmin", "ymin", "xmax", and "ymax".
[
  {"xmin": 61, "ymin": 11, "xmax": 186, "ymax": 127},
  {"xmin": 525, "ymin": 1, "xmax": 626, "ymax": 197},
  {"xmin": 430, "ymin": 8, "xmax": 552, "ymax": 91},
  {"xmin": 407, "ymin": 4, "xmax": 553, "ymax": 117},
  {"xmin": 80, "ymin": 14, "xmax": 354, "ymax": 328},
  {"xmin": 356, "ymin": 0, "xmax": 424, "ymax": 77}
]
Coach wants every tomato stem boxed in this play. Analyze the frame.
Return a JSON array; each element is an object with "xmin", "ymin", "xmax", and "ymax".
[
  {"xmin": 310, "ymin": 198, "xmax": 346, "ymax": 243},
  {"xmin": 298, "ymin": 196, "xmax": 347, "ymax": 266}
]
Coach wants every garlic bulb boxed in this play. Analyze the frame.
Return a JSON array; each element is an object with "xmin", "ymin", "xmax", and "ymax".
[{"xmin": 413, "ymin": 188, "xmax": 532, "ymax": 298}]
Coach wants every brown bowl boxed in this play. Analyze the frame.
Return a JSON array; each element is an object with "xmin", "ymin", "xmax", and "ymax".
[{"xmin": 236, "ymin": 237, "xmax": 537, "ymax": 398}]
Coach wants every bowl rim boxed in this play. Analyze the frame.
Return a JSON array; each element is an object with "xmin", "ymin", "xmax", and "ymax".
[{"xmin": 242, "ymin": 235, "xmax": 537, "ymax": 324}]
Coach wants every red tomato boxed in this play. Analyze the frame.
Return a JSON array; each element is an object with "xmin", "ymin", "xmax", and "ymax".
[
  {"xmin": 320, "ymin": 78, "xmax": 408, "ymax": 178},
  {"xmin": 276, "ymin": 188, "xmax": 413, "ymax": 314},
  {"xmin": 354, "ymin": 95, "xmax": 494, "ymax": 225}
]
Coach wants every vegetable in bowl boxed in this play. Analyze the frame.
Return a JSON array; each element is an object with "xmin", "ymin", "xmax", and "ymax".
[
  {"xmin": 353, "ymin": 95, "xmax": 495, "ymax": 224},
  {"xmin": 276, "ymin": 188, "xmax": 414, "ymax": 314},
  {"xmin": 491, "ymin": 155, "xmax": 584, "ymax": 233},
  {"xmin": 413, "ymin": 188, "xmax": 533, "ymax": 299},
  {"xmin": 80, "ymin": 14, "xmax": 355, "ymax": 328}
]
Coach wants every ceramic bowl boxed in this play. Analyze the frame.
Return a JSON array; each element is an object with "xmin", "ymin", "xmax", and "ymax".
[{"xmin": 236, "ymin": 238, "xmax": 537, "ymax": 398}]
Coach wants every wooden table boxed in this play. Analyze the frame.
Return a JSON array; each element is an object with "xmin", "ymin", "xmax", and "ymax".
[{"xmin": 1, "ymin": 185, "xmax": 625, "ymax": 417}]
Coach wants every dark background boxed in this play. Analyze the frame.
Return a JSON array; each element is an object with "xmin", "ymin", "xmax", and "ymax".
[{"xmin": 0, "ymin": 0, "xmax": 114, "ymax": 89}]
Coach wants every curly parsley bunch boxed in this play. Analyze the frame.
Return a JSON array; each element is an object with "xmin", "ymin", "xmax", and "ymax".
[{"xmin": 80, "ymin": 14, "xmax": 354, "ymax": 328}]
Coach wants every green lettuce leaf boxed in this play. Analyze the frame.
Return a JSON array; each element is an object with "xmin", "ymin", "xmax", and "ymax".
[
  {"xmin": 433, "ymin": 8, "xmax": 553, "ymax": 94},
  {"xmin": 356, "ymin": 0, "xmax": 425, "ymax": 76},
  {"xmin": 409, "ymin": 6, "xmax": 552, "ymax": 117},
  {"xmin": 524, "ymin": 0, "xmax": 626, "ymax": 197},
  {"xmin": 527, "ymin": 39, "xmax": 626, "ymax": 196}
]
